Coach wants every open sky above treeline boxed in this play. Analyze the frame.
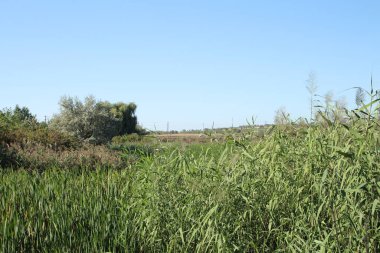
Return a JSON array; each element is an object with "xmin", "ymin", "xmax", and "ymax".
[{"xmin": 1, "ymin": 0, "xmax": 380, "ymax": 131}]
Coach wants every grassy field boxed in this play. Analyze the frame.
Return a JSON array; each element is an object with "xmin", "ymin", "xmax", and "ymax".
[{"xmin": 1, "ymin": 119, "xmax": 380, "ymax": 252}]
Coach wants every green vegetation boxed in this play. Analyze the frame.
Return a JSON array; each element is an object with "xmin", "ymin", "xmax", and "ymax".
[
  {"xmin": 0, "ymin": 89, "xmax": 379, "ymax": 251},
  {"xmin": 50, "ymin": 95, "xmax": 140, "ymax": 144}
]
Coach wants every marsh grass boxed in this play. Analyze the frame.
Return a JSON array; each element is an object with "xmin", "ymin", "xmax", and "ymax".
[{"xmin": 1, "ymin": 96, "xmax": 380, "ymax": 251}]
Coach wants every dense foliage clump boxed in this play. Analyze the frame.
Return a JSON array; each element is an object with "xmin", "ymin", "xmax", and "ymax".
[
  {"xmin": 0, "ymin": 105, "xmax": 80, "ymax": 168},
  {"xmin": 0, "ymin": 99, "xmax": 141, "ymax": 170},
  {"xmin": 50, "ymin": 96, "xmax": 139, "ymax": 143}
]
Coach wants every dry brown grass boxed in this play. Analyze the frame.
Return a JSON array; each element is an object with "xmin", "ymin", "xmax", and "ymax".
[{"xmin": 154, "ymin": 133, "xmax": 222, "ymax": 143}]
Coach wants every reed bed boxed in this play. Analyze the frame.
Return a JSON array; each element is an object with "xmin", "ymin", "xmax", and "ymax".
[{"xmin": 1, "ymin": 118, "xmax": 379, "ymax": 252}]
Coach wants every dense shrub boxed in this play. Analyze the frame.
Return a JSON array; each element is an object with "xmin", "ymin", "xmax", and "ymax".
[
  {"xmin": 2, "ymin": 143, "xmax": 129, "ymax": 171},
  {"xmin": 1, "ymin": 106, "xmax": 81, "ymax": 169},
  {"xmin": 50, "ymin": 96, "xmax": 139, "ymax": 143},
  {"xmin": 112, "ymin": 133, "xmax": 144, "ymax": 143}
]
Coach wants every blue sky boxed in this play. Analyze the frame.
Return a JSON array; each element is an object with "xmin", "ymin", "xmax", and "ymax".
[{"xmin": 1, "ymin": 0, "xmax": 379, "ymax": 130}]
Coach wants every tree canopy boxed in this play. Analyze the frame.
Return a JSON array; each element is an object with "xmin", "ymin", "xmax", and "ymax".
[{"xmin": 50, "ymin": 96, "xmax": 139, "ymax": 143}]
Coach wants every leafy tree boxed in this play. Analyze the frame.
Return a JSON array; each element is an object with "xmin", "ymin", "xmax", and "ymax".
[
  {"xmin": 0, "ymin": 105, "xmax": 37, "ymax": 127},
  {"xmin": 97, "ymin": 101, "xmax": 138, "ymax": 135},
  {"xmin": 51, "ymin": 96, "xmax": 139, "ymax": 143},
  {"xmin": 0, "ymin": 105, "xmax": 39, "ymax": 147},
  {"xmin": 122, "ymin": 103, "xmax": 138, "ymax": 134}
]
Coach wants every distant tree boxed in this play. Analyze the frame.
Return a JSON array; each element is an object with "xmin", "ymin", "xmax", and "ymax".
[
  {"xmin": 13, "ymin": 105, "xmax": 36, "ymax": 122},
  {"xmin": 0, "ymin": 105, "xmax": 37, "ymax": 127},
  {"xmin": 51, "ymin": 96, "xmax": 139, "ymax": 143},
  {"xmin": 107, "ymin": 102, "xmax": 138, "ymax": 135},
  {"xmin": 52, "ymin": 96, "xmax": 105, "ymax": 140},
  {"xmin": 306, "ymin": 72, "xmax": 318, "ymax": 122}
]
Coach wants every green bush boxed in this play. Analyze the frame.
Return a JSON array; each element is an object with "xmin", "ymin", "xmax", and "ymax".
[
  {"xmin": 50, "ymin": 96, "xmax": 140, "ymax": 143},
  {"xmin": 112, "ymin": 133, "xmax": 143, "ymax": 144}
]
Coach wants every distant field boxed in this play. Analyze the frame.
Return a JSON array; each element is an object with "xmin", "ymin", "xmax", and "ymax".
[
  {"xmin": 154, "ymin": 133, "xmax": 213, "ymax": 143},
  {"xmin": 153, "ymin": 126, "xmax": 269, "ymax": 143}
]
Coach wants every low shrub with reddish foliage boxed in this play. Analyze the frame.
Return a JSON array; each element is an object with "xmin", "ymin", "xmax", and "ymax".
[
  {"xmin": 1, "ymin": 126, "xmax": 79, "ymax": 150},
  {"xmin": 2, "ymin": 143, "xmax": 129, "ymax": 170}
]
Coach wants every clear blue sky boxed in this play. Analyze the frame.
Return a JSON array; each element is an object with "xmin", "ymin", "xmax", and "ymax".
[{"xmin": 1, "ymin": 0, "xmax": 379, "ymax": 130}]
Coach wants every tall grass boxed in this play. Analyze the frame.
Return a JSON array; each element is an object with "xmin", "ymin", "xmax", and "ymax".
[{"xmin": 1, "ymin": 109, "xmax": 380, "ymax": 251}]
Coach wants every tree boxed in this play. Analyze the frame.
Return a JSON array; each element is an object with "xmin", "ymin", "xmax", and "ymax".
[
  {"xmin": 123, "ymin": 103, "xmax": 138, "ymax": 134},
  {"xmin": 108, "ymin": 102, "xmax": 138, "ymax": 134},
  {"xmin": 1, "ymin": 105, "xmax": 36, "ymax": 122},
  {"xmin": 0, "ymin": 105, "xmax": 37, "ymax": 128},
  {"xmin": 51, "ymin": 96, "xmax": 139, "ymax": 143},
  {"xmin": 306, "ymin": 72, "xmax": 318, "ymax": 122},
  {"xmin": 13, "ymin": 105, "xmax": 36, "ymax": 123}
]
